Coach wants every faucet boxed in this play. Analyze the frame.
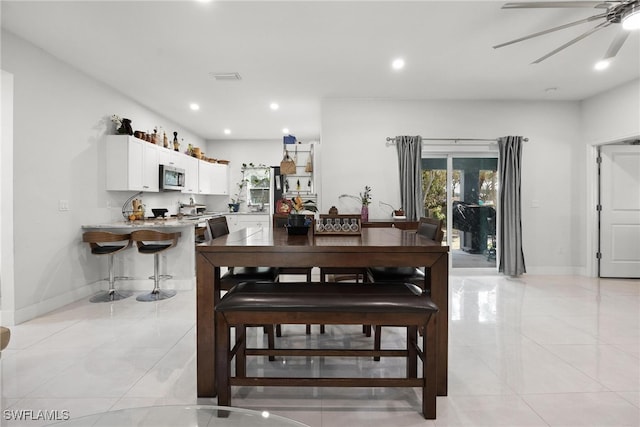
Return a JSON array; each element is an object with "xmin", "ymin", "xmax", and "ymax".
[{"xmin": 189, "ymin": 197, "xmax": 195, "ymax": 206}]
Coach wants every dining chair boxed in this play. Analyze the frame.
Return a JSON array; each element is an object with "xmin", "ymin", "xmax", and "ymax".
[
  {"xmin": 207, "ymin": 215, "xmax": 280, "ymax": 358},
  {"xmin": 367, "ymin": 217, "xmax": 444, "ymax": 286},
  {"xmin": 366, "ymin": 217, "xmax": 444, "ymax": 359},
  {"xmin": 207, "ymin": 216, "xmax": 280, "ymax": 289},
  {"xmin": 273, "ymin": 213, "xmax": 315, "ymax": 334}
]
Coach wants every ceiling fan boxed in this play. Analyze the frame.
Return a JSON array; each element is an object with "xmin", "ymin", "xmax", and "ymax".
[{"xmin": 493, "ymin": 1, "xmax": 640, "ymax": 64}]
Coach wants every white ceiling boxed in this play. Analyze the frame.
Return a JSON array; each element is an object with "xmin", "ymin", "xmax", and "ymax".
[{"xmin": 2, "ymin": 0, "xmax": 639, "ymax": 141}]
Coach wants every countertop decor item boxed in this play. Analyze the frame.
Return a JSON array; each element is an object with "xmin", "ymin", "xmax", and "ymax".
[
  {"xmin": 314, "ymin": 214, "xmax": 361, "ymax": 236},
  {"xmin": 152, "ymin": 208, "xmax": 168, "ymax": 218}
]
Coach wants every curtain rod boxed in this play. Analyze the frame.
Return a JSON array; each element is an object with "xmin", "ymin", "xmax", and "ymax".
[{"xmin": 385, "ymin": 136, "xmax": 529, "ymax": 144}]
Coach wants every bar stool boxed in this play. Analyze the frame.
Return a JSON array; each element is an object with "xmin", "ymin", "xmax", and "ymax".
[
  {"xmin": 82, "ymin": 231, "xmax": 134, "ymax": 303},
  {"xmin": 131, "ymin": 230, "xmax": 181, "ymax": 302}
]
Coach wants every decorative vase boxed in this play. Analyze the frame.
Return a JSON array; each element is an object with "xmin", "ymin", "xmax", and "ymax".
[
  {"xmin": 361, "ymin": 205, "xmax": 369, "ymax": 222},
  {"xmin": 173, "ymin": 132, "xmax": 180, "ymax": 151},
  {"xmin": 228, "ymin": 203, "xmax": 240, "ymax": 213}
]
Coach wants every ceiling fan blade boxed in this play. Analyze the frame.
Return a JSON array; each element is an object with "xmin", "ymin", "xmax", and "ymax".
[
  {"xmin": 532, "ymin": 21, "xmax": 611, "ymax": 63},
  {"xmin": 602, "ymin": 29, "xmax": 630, "ymax": 59},
  {"xmin": 493, "ymin": 12, "xmax": 607, "ymax": 49},
  {"xmin": 502, "ymin": 1, "xmax": 617, "ymax": 9}
]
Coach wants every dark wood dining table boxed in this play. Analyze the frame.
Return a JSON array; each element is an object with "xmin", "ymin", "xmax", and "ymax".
[{"xmin": 195, "ymin": 226, "xmax": 449, "ymax": 398}]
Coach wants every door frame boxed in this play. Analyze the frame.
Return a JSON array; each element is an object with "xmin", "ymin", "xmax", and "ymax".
[
  {"xmin": 422, "ymin": 143, "xmax": 499, "ymax": 271},
  {"xmin": 586, "ymin": 134, "xmax": 640, "ymax": 277}
]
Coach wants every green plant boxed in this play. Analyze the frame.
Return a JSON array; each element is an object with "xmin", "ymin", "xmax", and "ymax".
[{"xmin": 340, "ymin": 185, "xmax": 372, "ymax": 206}]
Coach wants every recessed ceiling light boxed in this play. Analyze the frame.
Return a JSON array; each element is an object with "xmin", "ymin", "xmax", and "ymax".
[
  {"xmin": 392, "ymin": 58, "xmax": 405, "ymax": 70},
  {"xmin": 282, "ymin": 128, "xmax": 290, "ymax": 134},
  {"xmin": 224, "ymin": 129, "xmax": 231, "ymax": 135},
  {"xmin": 594, "ymin": 59, "xmax": 610, "ymax": 71},
  {"xmin": 189, "ymin": 103, "xmax": 200, "ymax": 111},
  {"xmin": 270, "ymin": 102, "xmax": 279, "ymax": 110}
]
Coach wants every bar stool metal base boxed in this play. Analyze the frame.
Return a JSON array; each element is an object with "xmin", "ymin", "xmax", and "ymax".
[
  {"xmin": 136, "ymin": 289, "xmax": 177, "ymax": 302},
  {"xmin": 90, "ymin": 289, "xmax": 134, "ymax": 303}
]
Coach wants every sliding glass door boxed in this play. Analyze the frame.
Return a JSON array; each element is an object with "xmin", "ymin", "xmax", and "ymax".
[{"xmin": 422, "ymin": 152, "xmax": 498, "ymax": 269}]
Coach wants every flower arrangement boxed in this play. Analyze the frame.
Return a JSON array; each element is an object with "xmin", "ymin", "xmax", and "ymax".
[
  {"xmin": 340, "ymin": 185, "xmax": 372, "ymax": 206},
  {"xmin": 111, "ymin": 114, "xmax": 122, "ymax": 129}
]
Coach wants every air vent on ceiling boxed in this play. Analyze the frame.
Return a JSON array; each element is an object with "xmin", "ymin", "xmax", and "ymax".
[{"xmin": 209, "ymin": 72, "xmax": 242, "ymax": 81}]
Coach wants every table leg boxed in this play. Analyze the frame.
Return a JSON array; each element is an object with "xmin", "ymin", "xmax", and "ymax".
[
  {"xmin": 428, "ymin": 252, "xmax": 448, "ymax": 396},
  {"xmin": 196, "ymin": 253, "xmax": 218, "ymax": 397}
]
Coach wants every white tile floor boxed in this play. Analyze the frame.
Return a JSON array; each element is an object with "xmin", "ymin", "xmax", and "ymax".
[{"xmin": 1, "ymin": 274, "xmax": 638, "ymax": 426}]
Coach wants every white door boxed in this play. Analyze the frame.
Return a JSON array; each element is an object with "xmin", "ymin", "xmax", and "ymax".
[{"xmin": 600, "ymin": 144, "xmax": 640, "ymax": 278}]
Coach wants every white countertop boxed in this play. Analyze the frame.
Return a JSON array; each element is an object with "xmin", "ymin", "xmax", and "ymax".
[
  {"xmin": 82, "ymin": 214, "xmax": 222, "ymax": 229},
  {"xmin": 82, "ymin": 211, "xmax": 271, "ymax": 229},
  {"xmin": 225, "ymin": 211, "xmax": 270, "ymax": 215}
]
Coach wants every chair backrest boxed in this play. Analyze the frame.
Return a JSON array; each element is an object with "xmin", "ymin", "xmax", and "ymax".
[
  {"xmin": 272, "ymin": 213, "xmax": 289, "ymax": 229},
  {"xmin": 82, "ymin": 231, "xmax": 131, "ymax": 250},
  {"xmin": 208, "ymin": 216, "xmax": 230, "ymax": 239},
  {"xmin": 416, "ymin": 217, "xmax": 444, "ymax": 243}
]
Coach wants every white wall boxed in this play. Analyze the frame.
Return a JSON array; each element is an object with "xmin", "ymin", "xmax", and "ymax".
[
  {"xmin": 320, "ymin": 98, "xmax": 585, "ymax": 274},
  {"xmin": 1, "ymin": 30, "xmax": 205, "ymax": 324},
  {"xmin": 580, "ymin": 78, "xmax": 640, "ymax": 276},
  {"xmin": 1, "ymin": 70, "xmax": 16, "ymax": 324},
  {"xmin": 581, "ymin": 78, "xmax": 640, "ymax": 145}
]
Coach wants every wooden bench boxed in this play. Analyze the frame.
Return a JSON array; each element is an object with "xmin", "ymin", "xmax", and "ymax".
[{"xmin": 215, "ymin": 281, "xmax": 439, "ymax": 419}]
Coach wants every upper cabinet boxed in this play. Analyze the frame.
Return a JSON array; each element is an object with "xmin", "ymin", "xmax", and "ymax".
[
  {"xmin": 197, "ymin": 161, "xmax": 228, "ymax": 195},
  {"xmin": 105, "ymin": 135, "xmax": 228, "ymax": 194},
  {"xmin": 209, "ymin": 163, "xmax": 229, "ymax": 195},
  {"xmin": 182, "ymin": 155, "xmax": 199, "ymax": 194},
  {"xmin": 106, "ymin": 135, "xmax": 158, "ymax": 192}
]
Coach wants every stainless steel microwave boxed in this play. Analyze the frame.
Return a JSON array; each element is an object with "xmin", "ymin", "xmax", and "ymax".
[{"xmin": 159, "ymin": 164, "xmax": 185, "ymax": 191}]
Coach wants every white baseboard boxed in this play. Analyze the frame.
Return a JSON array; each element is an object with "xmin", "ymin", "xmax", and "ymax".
[{"xmin": 4, "ymin": 277, "xmax": 195, "ymax": 325}]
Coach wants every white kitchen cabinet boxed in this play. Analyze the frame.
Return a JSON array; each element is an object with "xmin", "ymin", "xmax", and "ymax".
[
  {"xmin": 209, "ymin": 163, "xmax": 229, "ymax": 195},
  {"xmin": 158, "ymin": 147, "xmax": 184, "ymax": 169},
  {"xmin": 182, "ymin": 155, "xmax": 199, "ymax": 194},
  {"xmin": 198, "ymin": 161, "xmax": 229, "ymax": 195},
  {"xmin": 225, "ymin": 214, "xmax": 270, "ymax": 233},
  {"xmin": 198, "ymin": 161, "xmax": 214, "ymax": 195},
  {"xmin": 141, "ymin": 142, "xmax": 159, "ymax": 192},
  {"xmin": 106, "ymin": 135, "xmax": 159, "ymax": 192}
]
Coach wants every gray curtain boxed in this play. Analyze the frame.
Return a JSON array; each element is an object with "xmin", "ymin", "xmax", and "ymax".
[
  {"xmin": 396, "ymin": 135, "xmax": 424, "ymax": 221},
  {"xmin": 498, "ymin": 136, "xmax": 526, "ymax": 276}
]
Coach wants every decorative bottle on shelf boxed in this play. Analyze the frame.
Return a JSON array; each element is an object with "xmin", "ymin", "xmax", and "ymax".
[
  {"xmin": 163, "ymin": 132, "xmax": 169, "ymax": 148},
  {"xmin": 173, "ymin": 132, "xmax": 180, "ymax": 151}
]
